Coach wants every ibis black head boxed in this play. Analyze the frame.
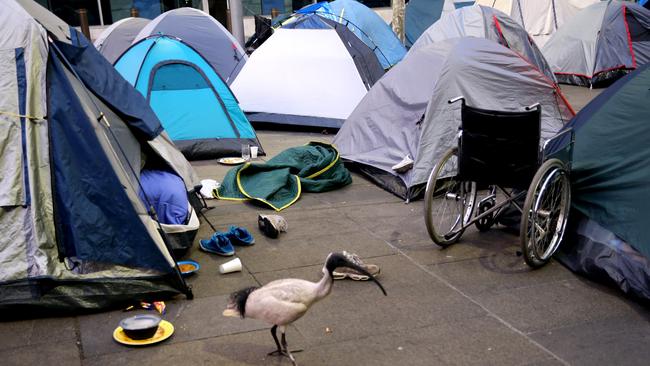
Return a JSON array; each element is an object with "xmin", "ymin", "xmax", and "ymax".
[{"xmin": 325, "ymin": 252, "xmax": 387, "ymax": 296}]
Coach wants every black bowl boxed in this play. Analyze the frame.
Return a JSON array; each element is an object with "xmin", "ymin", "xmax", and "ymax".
[{"xmin": 119, "ymin": 314, "xmax": 161, "ymax": 340}]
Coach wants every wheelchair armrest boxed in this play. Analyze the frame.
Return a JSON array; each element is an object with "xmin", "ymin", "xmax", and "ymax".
[
  {"xmin": 448, "ymin": 96, "xmax": 465, "ymax": 105},
  {"xmin": 525, "ymin": 103, "xmax": 541, "ymax": 111}
]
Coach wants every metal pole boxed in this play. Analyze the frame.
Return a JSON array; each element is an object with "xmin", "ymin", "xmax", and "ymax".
[
  {"xmin": 96, "ymin": 0, "xmax": 104, "ymax": 25},
  {"xmin": 226, "ymin": 0, "xmax": 232, "ymax": 33},
  {"xmin": 229, "ymin": 0, "xmax": 245, "ymax": 46},
  {"xmin": 201, "ymin": 0, "xmax": 210, "ymax": 13},
  {"xmin": 78, "ymin": 9, "xmax": 91, "ymax": 40}
]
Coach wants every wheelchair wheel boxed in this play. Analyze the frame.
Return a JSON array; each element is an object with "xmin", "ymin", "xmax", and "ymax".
[
  {"xmin": 475, "ymin": 198, "xmax": 495, "ymax": 232},
  {"xmin": 520, "ymin": 159, "xmax": 571, "ymax": 268},
  {"xmin": 424, "ymin": 148, "xmax": 477, "ymax": 247}
]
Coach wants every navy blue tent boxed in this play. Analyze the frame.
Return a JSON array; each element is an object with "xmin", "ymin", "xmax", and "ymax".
[{"xmin": 0, "ymin": 0, "xmax": 194, "ymax": 315}]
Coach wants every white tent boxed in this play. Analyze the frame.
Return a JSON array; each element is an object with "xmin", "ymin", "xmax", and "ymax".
[
  {"xmin": 475, "ymin": 0, "xmax": 602, "ymax": 46},
  {"xmin": 231, "ymin": 28, "xmax": 383, "ymax": 129}
]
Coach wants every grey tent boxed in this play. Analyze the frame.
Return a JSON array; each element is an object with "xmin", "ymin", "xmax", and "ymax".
[
  {"xmin": 0, "ymin": 0, "xmax": 201, "ymax": 315},
  {"xmin": 410, "ymin": 4, "xmax": 556, "ymax": 82},
  {"xmin": 93, "ymin": 17, "xmax": 150, "ymax": 64},
  {"xmin": 134, "ymin": 7, "xmax": 247, "ymax": 84},
  {"xmin": 334, "ymin": 37, "xmax": 574, "ymax": 200},
  {"xmin": 542, "ymin": 0, "xmax": 650, "ymax": 86}
]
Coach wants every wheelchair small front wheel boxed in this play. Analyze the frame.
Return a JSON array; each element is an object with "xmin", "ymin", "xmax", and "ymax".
[
  {"xmin": 475, "ymin": 197, "xmax": 496, "ymax": 232},
  {"xmin": 520, "ymin": 159, "xmax": 571, "ymax": 268},
  {"xmin": 424, "ymin": 148, "xmax": 477, "ymax": 247}
]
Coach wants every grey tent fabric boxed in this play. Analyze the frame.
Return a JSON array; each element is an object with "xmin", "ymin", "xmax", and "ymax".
[
  {"xmin": 94, "ymin": 17, "xmax": 150, "ymax": 64},
  {"xmin": 0, "ymin": 0, "xmax": 200, "ymax": 315},
  {"xmin": 543, "ymin": 1, "xmax": 650, "ymax": 86},
  {"xmin": 335, "ymin": 37, "xmax": 574, "ymax": 200},
  {"xmin": 410, "ymin": 5, "xmax": 556, "ymax": 82},
  {"xmin": 133, "ymin": 7, "xmax": 247, "ymax": 84}
]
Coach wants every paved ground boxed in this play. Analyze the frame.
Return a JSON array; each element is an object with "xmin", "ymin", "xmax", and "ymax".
[{"xmin": 1, "ymin": 85, "xmax": 648, "ymax": 366}]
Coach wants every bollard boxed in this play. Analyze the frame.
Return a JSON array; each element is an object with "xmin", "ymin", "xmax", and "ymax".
[
  {"xmin": 130, "ymin": 7, "xmax": 139, "ymax": 17},
  {"xmin": 271, "ymin": 8, "xmax": 279, "ymax": 19},
  {"xmin": 78, "ymin": 9, "xmax": 91, "ymax": 40}
]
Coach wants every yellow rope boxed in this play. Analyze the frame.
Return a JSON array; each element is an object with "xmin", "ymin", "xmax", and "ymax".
[{"xmin": 0, "ymin": 110, "xmax": 44, "ymax": 121}]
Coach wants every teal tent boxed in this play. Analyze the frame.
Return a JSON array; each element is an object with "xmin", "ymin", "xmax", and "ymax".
[
  {"xmin": 115, "ymin": 35, "xmax": 263, "ymax": 160},
  {"xmin": 405, "ymin": 0, "xmax": 475, "ymax": 47},
  {"xmin": 548, "ymin": 63, "xmax": 650, "ymax": 300}
]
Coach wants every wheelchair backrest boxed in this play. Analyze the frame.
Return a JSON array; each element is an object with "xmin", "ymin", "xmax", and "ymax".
[{"xmin": 458, "ymin": 103, "xmax": 541, "ymax": 189}]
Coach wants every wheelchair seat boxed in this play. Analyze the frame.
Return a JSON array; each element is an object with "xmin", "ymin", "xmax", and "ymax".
[{"xmin": 458, "ymin": 102, "xmax": 541, "ymax": 189}]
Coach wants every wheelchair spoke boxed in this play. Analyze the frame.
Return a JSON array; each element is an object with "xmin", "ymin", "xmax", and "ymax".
[
  {"xmin": 521, "ymin": 160, "xmax": 571, "ymax": 268},
  {"xmin": 425, "ymin": 148, "xmax": 477, "ymax": 247}
]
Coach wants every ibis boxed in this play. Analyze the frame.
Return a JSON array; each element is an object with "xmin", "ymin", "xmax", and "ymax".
[{"xmin": 223, "ymin": 251, "xmax": 387, "ymax": 365}]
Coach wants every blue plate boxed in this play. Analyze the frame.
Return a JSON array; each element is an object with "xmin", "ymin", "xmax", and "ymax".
[{"xmin": 177, "ymin": 260, "xmax": 200, "ymax": 276}]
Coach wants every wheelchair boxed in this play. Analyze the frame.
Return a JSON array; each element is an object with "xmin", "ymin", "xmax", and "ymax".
[{"xmin": 424, "ymin": 97, "xmax": 573, "ymax": 268}]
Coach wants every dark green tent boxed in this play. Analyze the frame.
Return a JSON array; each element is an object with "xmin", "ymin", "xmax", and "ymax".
[{"xmin": 548, "ymin": 63, "xmax": 650, "ymax": 300}]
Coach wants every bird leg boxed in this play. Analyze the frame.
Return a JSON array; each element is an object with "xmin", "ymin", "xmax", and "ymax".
[
  {"xmin": 267, "ymin": 325, "xmax": 284, "ymax": 356},
  {"xmin": 267, "ymin": 326, "xmax": 302, "ymax": 365},
  {"xmin": 281, "ymin": 330, "xmax": 297, "ymax": 366}
]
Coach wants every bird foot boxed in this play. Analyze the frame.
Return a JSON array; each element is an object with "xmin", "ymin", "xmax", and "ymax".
[{"xmin": 267, "ymin": 349, "xmax": 303, "ymax": 356}]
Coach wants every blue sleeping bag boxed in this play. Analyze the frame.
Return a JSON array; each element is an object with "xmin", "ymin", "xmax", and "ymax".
[{"xmin": 138, "ymin": 170, "xmax": 189, "ymax": 225}]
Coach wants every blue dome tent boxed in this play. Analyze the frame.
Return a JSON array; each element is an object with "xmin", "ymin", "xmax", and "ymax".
[
  {"xmin": 115, "ymin": 36, "xmax": 263, "ymax": 160},
  {"xmin": 294, "ymin": 0, "xmax": 406, "ymax": 69}
]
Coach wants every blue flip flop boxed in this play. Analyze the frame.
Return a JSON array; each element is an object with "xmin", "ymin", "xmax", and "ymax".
[
  {"xmin": 199, "ymin": 232, "xmax": 235, "ymax": 256},
  {"xmin": 227, "ymin": 226, "xmax": 255, "ymax": 246}
]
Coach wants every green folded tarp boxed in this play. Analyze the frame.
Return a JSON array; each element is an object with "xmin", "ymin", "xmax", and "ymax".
[{"xmin": 215, "ymin": 142, "xmax": 352, "ymax": 210}]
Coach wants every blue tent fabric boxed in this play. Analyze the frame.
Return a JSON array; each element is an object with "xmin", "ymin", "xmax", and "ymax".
[
  {"xmin": 304, "ymin": 0, "xmax": 406, "ymax": 68},
  {"xmin": 56, "ymin": 28, "xmax": 163, "ymax": 140},
  {"xmin": 47, "ymin": 50, "xmax": 171, "ymax": 272},
  {"xmin": 138, "ymin": 170, "xmax": 189, "ymax": 225},
  {"xmin": 406, "ymin": 0, "xmax": 445, "ymax": 47},
  {"xmin": 115, "ymin": 36, "xmax": 263, "ymax": 160}
]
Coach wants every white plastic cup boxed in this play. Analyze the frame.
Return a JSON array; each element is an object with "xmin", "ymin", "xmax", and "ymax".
[
  {"xmin": 219, "ymin": 258, "xmax": 242, "ymax": 274},
  {"xmin": 250, "ymin": 146, "xmax": 259, "ymax": 159}
]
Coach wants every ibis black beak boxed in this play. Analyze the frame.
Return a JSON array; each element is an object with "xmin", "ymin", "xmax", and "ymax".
[{"xmin": 341, "ymin": 259, "xmax": 387, "ymax": 296}]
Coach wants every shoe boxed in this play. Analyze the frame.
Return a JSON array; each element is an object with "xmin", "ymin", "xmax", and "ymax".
[
  {"xmin": 227, "ymin": 226, "xmax": 255, "ymax": 246},
  {"xmin": 391, "ymin": 154, "xmax": 414, "ymax": 173},
  {"xmin": 258, "ymin": 214, "xmax": 288, "ymax": 239},
  {"xmin": 332, "ymin": 251, "xmax": 380, "ymax": 281},
  {"xmin": 199, "ymin": 232, "xmax": 235, "ymax": 256}
]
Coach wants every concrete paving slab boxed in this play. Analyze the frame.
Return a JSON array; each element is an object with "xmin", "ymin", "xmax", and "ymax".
[
  {"xmin": 0, "ymin": 316, "xmax": 77, "ymax": 350},
  {"xmin": 78, "ymin": 295, "xmax": 268, "ymax": 358},
  {"xmin": 529, "ymin": 315, "xmax": 650, "ymax": 366},
  {"xmin": 254, "ymin": 254, "xmax": 487, "ymax": 347},
  {"xmin": 312, "ymin": 180, "xmax": 402, "ymax": 206},
  {"xmin": 1, "ymin": 341, "xmax": 81, "ymax": 366},
  {"xmin": 426, "ymin": 255, "xmax": 575, "ymax": 296},
  {"xmin": 337, "ymin": 201, "xmax": 522, "ymax": 265},
  {"xmin": 473, "ymin": 278, "xmax": 649, "ymax": 334},
  {"xmin": 82, "ymin": 328, "xmax": 312, "ymax": 366},
  {"xmin": 179, "ymin": 255, "xmax": 260, "ymax": 299},
  {"xmin": 400, "ymin": 315, "xmax": 556, "ymax": 366},
  {"xmin": 559, "ymin": 85, "xmax": 603, "ymax": 112}
]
